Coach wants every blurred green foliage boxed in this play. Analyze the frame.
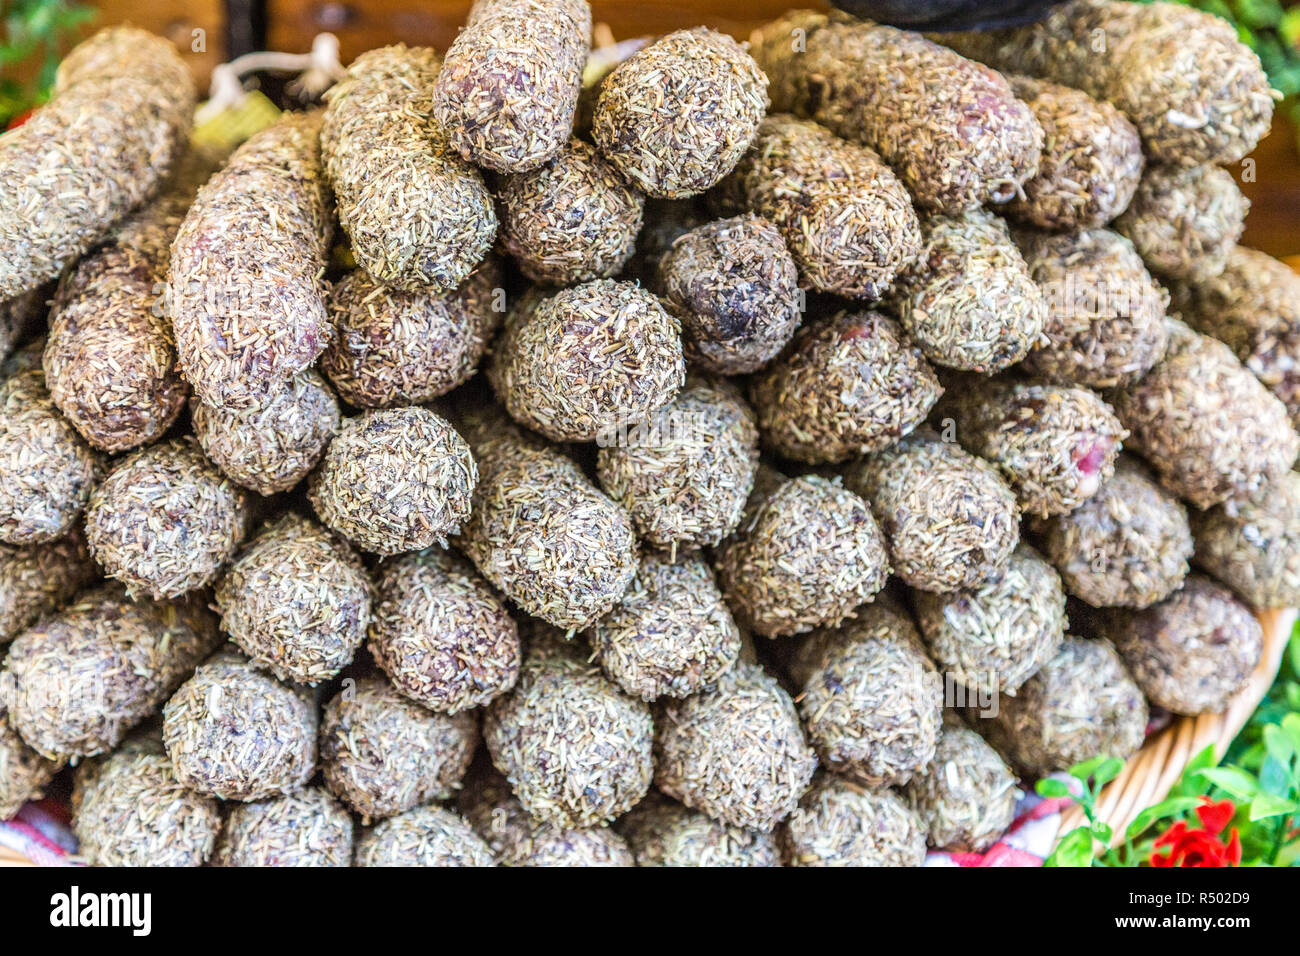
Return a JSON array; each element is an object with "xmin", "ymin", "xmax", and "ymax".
[{"xmin": 0, "ymin": 0, "xmax": 95, "ymax": 126}]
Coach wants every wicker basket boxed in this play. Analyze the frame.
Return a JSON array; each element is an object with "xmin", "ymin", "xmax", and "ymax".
[{"xmin": 1057, "ymin": 607, "xmax": 1297, "ymax": 847}]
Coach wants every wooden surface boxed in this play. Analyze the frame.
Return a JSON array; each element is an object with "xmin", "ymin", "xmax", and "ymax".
[
  {"xmin": 1238, "ymin": 113, "xmax": 1300, "ymax": 260},
  {"xmin": 265, "ymin": 0, "xmax": 827, "ymax": 66},
  {"xmin": 6, "ymin": 0, "xmax": 226, "ymax": 88}
]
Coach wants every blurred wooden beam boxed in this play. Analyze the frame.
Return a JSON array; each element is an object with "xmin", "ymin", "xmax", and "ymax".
[
  {"xmin": 91, "ymin": 0, "xmax": 227, "ymax": 87},
  {"xmin": 1239, "ymin": 114, "xmax": 1300, "ymax": 259},
  {"xmin": 265, "ymin": 0, "xmax": 830, "ymax": 64}
]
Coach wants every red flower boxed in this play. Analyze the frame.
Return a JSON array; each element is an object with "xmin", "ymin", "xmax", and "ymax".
[{"xmin": 1150, "ymin": 798, "xmax": 1242, "ymax": 867}]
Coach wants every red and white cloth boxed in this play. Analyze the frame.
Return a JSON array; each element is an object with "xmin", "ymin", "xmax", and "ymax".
[
  {"xmin": 0, "ymin": 798, "xmax": 80, "ymax": 866},
  {"xmin": 924, "ymin": 788, "xmax": 1073, "ymax": 867}
]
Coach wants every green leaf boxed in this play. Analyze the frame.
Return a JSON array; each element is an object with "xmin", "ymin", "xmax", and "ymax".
[
  {"xmin": 1126, "ymin": 797, "xmax": 1206, "ymax": 840},
  {"xmin": 1205, "ymin": 0, "xmax": 1237, "ymax": 22},
  {"xmin": 1249, "ymin": 793, "xmax": 1300, "ymax": 821},
  {"xmin": 1036, "ymin": 778, "xmax": 1072, "ymax": 799},
  {"xmin": 1280, "ymin": 714, "xmax": 1300, "ymax": 754},
  {"xmin": 1186, "ymin": 744, "xmax": 1220, "ymax": 775},
  {"xmin": 1044, "ymin": 827, "xmax": 1094, "ymax": 868},
  {"xmin": 1196, "ymin": 766, "xmax": 1261, "ymax": 800},
  {"xmin": 1235, "ymin": 0, "xmax": 1285, "ymax": 29},
  {"xmin": 1069, "ymin": 756, "xmax": 1108, "ymax": 781},
  {"xmin": 1258, "ymin": 755, "xmax": 1292, "ymax": 796},
  {"xmin": 1264, "ymin": 724, "xmax": 1297, "ymax": 765},
  {"xmin": 1275, "ymin": 839, "xmax": 1300, "ymax": 868},
  {"xmin": 1093, "ymin": 757, "xmax": 1125, "ymax": 788},
  {"xmin": 1091, "ymin": 821, "xmax": 1113, "ymax": 844}
]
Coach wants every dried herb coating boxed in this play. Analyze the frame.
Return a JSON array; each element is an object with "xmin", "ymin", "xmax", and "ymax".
[
  {"xmin": 170, "ymin": 112, "xmax": 333, "ymax": 411},
  {"xmin": 595, "ymin": 380, "xmax": 760, "ymax": 552},
  {"xmin": 0, "ymin": 27, "xmax": 195, "ymax": 300},
  {"xmin": 751, "ymin": 311, "xmax": 942, "ymax": 463},
  {"xmin": 845, "ymin": 430, "xmax": 1020, "ymax": 592},
  {"xmin": 163, "ymin": 651, "xmax": 317, "ymax": 801},
  {"xmin": 0, "ymin": 702, "xmax": 61, "ymax": 819},
  {"xmin": 1017, "ymin": 227, "xmax": 1169, "ymax": 388},
  {"xmin": 656, "ymin": 215, "xmax": 801, "ymax": 375},
  {"xmin": 309, "ymin": 407, "xmax": 477, "ymax": 556},
  {"xmin": 787, "ymin": 601, "xmax": 942, "ymax": 788},
  {"xmin": 913, "ymin": 544, "xmax": 1067, "ymax": 697},
  {"xmin": 43, "ymin": 153, "xmax": 213, "ymax": 453},
  {"xmin": 356, "ymin": 804, "xmax": 494, "ymax": 867},
  {"xmin": 489, "ymin": 279, "xmax": 684, "ymax": 443},
  {"xmin": 934, "ymin": 0, "xmax": 1275, "ymax": 167},
  {"xmin": 889, "ymin": 208, "xmax": 1045, "ymax": 372},
  {"xmin": 1033, "ymin": 456, "xmax": 1191, "ymax": 609},
  {"xmin": 618, "ymin": 793, "xmax": 780, "ymax": 867},
  {"xmin": 1168, "ymin": 246, "xmax": 1300, "ymax": 430},
  {"xmin": 485, "ymin": 640, "xmax": 653, "ymax": 828},
  {"xmin": 1, "ymin": 585, "xmax": 221, "ymax": 760},
  {"xmin": 1113, "ymin": 165, "xmax": 1248, "ymax": 283},
  {"xmin": 72, "ymin": 747, "xmax": 219, "ymax": 867},
  {"xmin": 752, "ymin": 12, "xmax": 1042, "ymax": 212},
  {"xmin": 1003, "ymin": 76, "xmax": 1143, "ymax": 231},
  {"xmin": 586, "ymin": 551, "xmax": 741, "ymax": 702},
  {"xmin": 941, "ymin": 376, "xmax": 1126, "ymax": 517},
  {"xmin": 86, "ymin": 437, "xmax": 250, "ymax": 599},
  {"xmin": 593, "ymin": 28, "xmax": 767, "ymax": 199},
  {"xmin": 1089, "ymin": 576, "xmax": 1262, "ymax": 715},
  {"xmin": 460, "ymin": 438, "xmax": 637, "ymax": 631},
  {"xmin": 715, "ymin": 469, "xmax": 890, "ymax": 638},
  {"xmin": 433, "ymin": 0, "xmax": 591, "ymax": 174},
  {"xmin": 904, "ymin": 722, "xmax": 1018, "ymax": 853},
  {"xmin": 0, "ymin": 367, "xmax": 103, "ymax": 545},
  {"xmin": 781, "ymin": 775, "xmax": 926, "ymax": 867},
  {"xmin": 192, "ymin": 370, "xmax": 340, "ymax": 497},
  {"xmin": 460, "ymin": 762, "xmax": 634, "ymax": 866},
  {"xmin": 323, "ymin": 45, "xmax": 496, "ymax": 292},
  {"xmin": 213, "ymin": 785, "xmax": 354, "ymax": 867},
  {"xmin": 497, "ymin": 139, "xmax": 644, "ymax": 284},
  {"xmin": 979, "ymin": 635, "xmax": 1147, "ymax": 777},
  {"xmin": 1109, "ymin": 319, "xmax": 1299, "ymax": 509},
  {"xmin": 1191, "ymin": 471, "xmax": 1300, "ymax": 610},
  {"xmin": 655, "ymin": 660, "xmax": 816, "ymax": 831},
  {"xmin": 369, "ymin": 547, "xmax": 519, "ymax": 714},
  {"xmin": 714, "ymin": 115, "xmax": 921, "ymax": 299},
  {"xmin": 452, "ymin": 398, "xmax": 556, "ymax": 478},
  {"xmin": 216, "ymin": 514, "xmax": 370, "ymax": 685},
  {"xmin": 0, "ymin": 527, "xmax": 97, "ymax": 645},
  {"xmin": 320, "ymin": 675, "xmax": 478, "ymax": 821},
  {"xmin": 493, "ymin": 824, "xmax": 633, "ymax": 867},
  {"xmin": 322, "ymin": 259, "xmax": 503, "ymax": 410}
]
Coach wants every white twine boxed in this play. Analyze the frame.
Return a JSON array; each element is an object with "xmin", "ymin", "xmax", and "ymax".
[{"xmin": 196, "ymin": 33, "xmax": 345, "ymax": 125}]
